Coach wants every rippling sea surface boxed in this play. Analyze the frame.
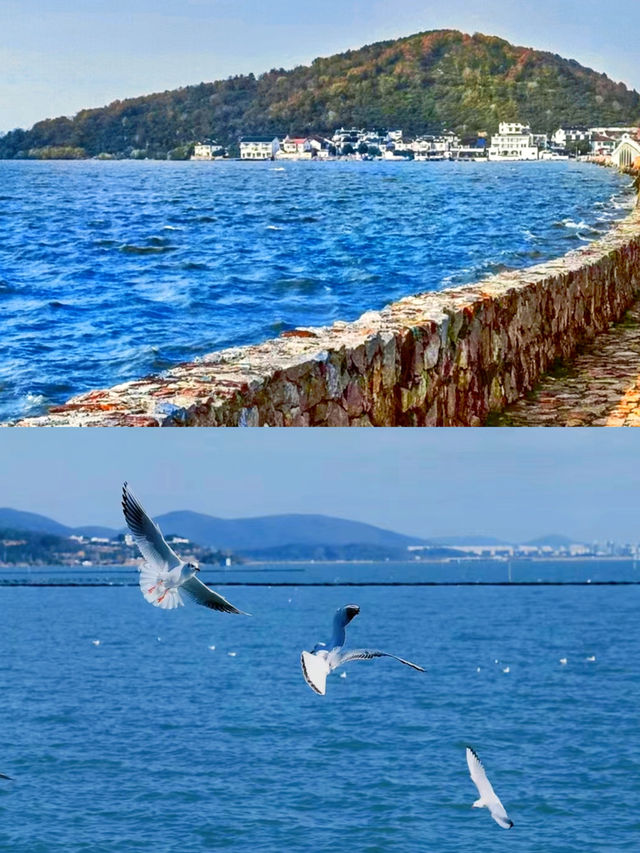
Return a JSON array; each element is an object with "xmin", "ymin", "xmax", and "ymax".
[
  {"xmin": 1, "ymin": 568, "xmax": 639, "ymax": 852},
  {"xmin": 0, "ymin": 159, "xmax": 634, "ymax": 420}
]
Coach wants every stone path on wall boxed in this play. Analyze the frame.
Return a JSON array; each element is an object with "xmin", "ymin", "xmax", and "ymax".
[{"xmin": 492, "ymin": 300, "xmax": 640, "ymax": 426}]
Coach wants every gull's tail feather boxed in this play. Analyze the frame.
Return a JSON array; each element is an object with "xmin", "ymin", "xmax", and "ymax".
[
  {"xmin": 139, "ymin": 566, "xmax": 183, "ymax": 609},
  {"xmin": 153, "ymin": 588, "xmax": 183, "ymax": 610},
  {"xmin": 301, "ymin": 652, "xmax": 330, "ymax": 696}
]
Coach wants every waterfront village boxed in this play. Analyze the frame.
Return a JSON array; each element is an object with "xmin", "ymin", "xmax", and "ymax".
[{"xmin": 192, "ymin": 122, "xmax": 640, "ymax": 168}]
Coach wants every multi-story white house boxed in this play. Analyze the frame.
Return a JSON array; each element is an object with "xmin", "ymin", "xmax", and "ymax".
[
  {"xmin": 191, "ymin": 142, "xmax": 225, "ymax": 160},
  {"xmin": 488, "ymin": 122, "xmax": 540, "ymax": 161},
  {"xmin": 551, "ymin": 127, "xmax": 590, "ymax": 150},
  {"xmin": 239, "ymin": 137, "xmax": 280, "ymax": 160},
  {"xmin": 590, "ymin": 133, "xmax": 618, "ymax": 156},
  {"xmin": 276, "ymin": 135, "xmax": 313, "ymax": 160}
]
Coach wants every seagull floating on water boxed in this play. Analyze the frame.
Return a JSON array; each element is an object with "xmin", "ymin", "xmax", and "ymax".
[
  {"xmin": 122, "ymin": 483, "xmax": 247, "ymax": 614},
  {"xmin": 300, "ymin": 604, "xmax": 424, "ymax": 695},
  {"xmin": 466, "ymin": 747, "xmax": 514, "ymax": 829}
]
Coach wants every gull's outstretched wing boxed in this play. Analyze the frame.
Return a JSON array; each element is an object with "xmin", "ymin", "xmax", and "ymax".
[
  {"xmin": 301, "ymin": 651, "xmax": 331, "ymax": 695},
  {"xmin": 122, "ymin": 483, "xmax": 181, "ymax": 571},
  {"xmin": 466, "ymin": 747, "xmax": 513, "ymax": 829},
  {"xmin": 337, "ymin": 649, "xmax": 425, "ymax": 672},
  {"xmin": 181, "ymin": 576, "xmax": 248, "ymax": 614},
  {"xmin": 0, "ymin": 773, "xmax": 11, "ymax": 781}
]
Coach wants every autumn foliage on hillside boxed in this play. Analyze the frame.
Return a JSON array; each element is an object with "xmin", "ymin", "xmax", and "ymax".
[{"xmin": 1, "ymin": 30, "xmax": 639, "ymax": 159}]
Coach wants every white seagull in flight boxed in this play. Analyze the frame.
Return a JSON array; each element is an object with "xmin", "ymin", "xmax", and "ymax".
[
  {"xmin": 466, "ymin": 747, "xmax": 514, "ymax": 829},
  {"xmin": 122, "ymin": 483, "xmax": 247, "ymax": 614},
  {"xmin": 300, "ymin": 604, "xmax": 425, "ymax": 695}
]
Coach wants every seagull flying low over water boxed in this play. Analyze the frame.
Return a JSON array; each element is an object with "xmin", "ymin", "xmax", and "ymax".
[
  {"xmin": 0, "ymin": 773, "xmax": 12, "ymax": 781},
  {"xmin": 122, "ymin": 483, "xmax": 247, "ymax": 614},
  {"xmin": 300, "ymin": 604, "xmax": 425, "ymax": 695},
  {"xmin": 466, "ymin": 747, "xmax": 514, "ymax": 829}
]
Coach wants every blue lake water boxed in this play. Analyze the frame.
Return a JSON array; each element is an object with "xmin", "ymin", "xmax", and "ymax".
[
  {"xmin": 2, "ymin": 557, "xmax": 640, "ymax": 585},
  {"xmin": 1, "ymin": 579, "xmax": 639, "ymax": 852},
  {"xmin": 0, "ymin": 159, "xmax": 634, "ymax": 421}
]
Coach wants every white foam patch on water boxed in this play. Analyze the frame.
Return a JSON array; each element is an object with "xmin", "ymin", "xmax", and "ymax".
[
  {"xmin": 562, "ymin": 219, "xmax": 594, "ymax": 230},
  {"xmin": 24, "ymin": 393, "xmax": 45, "ymax": 407}
]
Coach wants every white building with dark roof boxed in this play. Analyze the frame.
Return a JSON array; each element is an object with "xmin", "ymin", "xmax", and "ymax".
[{"xmin": 239, "ymin": 137, "xmax": 280, "ymax": 159}]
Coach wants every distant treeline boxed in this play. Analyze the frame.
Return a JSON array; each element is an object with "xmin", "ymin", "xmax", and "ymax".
[{"xmin": 1, "ymin": 29, "xmax": 639, "ymax": 160}]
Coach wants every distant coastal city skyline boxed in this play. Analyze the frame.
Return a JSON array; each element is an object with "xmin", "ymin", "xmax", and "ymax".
[{"xmin": 2, "ymin": 1, "xmax": 640, "ymax": 132}]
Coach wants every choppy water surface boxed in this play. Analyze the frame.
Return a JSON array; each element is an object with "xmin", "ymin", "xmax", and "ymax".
[
  {"xmin": 0, "ymin": 159, "xmax": 633, "ymax": 420},
  {"xmin": 1, "ymin": 579, "xmax": 639, "ymax": 852}
]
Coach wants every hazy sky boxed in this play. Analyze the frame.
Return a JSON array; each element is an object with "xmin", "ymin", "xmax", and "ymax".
[
  {"xmin": 2, "ymin": 0, "xmax": 640, "ymax": 132},
  {"xmin": 1, "ymin": 429, "xmax": 639, "ymax": 543}
]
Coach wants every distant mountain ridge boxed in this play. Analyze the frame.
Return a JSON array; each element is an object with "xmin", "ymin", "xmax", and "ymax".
[
  {"xmin": 0, "ymin": 508, "xmax": 585, "ymax": 552},
  {"xmin": 1, "ymin": 28, "xmax": 639, "ymax": 159},
  {"xmin": 0, "ymin": 508, "xmax": 427, "ymax": 551},
  {"xmin": 0, "ymin": 508, "xmax": 115, "ymax": 540},
  {"xmin": 152, "ymin": 511, "xmax": 425, "ymax": 550}
]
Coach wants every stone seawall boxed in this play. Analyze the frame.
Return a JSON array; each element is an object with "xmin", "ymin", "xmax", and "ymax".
[{"xmin": 12, "ymin": 200, "xmax": 640, "ymax": 427}]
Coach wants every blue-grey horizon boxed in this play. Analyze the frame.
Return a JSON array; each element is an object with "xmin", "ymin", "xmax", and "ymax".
[
  {"xmin": 1, "ymin": 429, "xmax": 639, "ymax": 545},
  {"xmin": 1, "ymin": 0, "xmax": 640, "ymax": 132}
]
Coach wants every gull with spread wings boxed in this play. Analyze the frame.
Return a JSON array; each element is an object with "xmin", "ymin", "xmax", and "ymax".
[
  {"xmin": 122, "ymin": 483, "xmax": 247, "ymax": 614},
  {"xmin": 466, "ymin": 747, "xmax": 514, "ymax": 829},
  {"xmin": 300, "ymin": 604, "xmax": 424, "ymax": 695}
]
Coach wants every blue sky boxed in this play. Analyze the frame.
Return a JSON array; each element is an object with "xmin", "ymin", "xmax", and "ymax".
[
  {"xmin": 2, "ymin": 0, "xmax": 640, "ymax": 132},
  {"xmin": 1, "ymin": 429, "xmax": 640, "ymax": 543}
]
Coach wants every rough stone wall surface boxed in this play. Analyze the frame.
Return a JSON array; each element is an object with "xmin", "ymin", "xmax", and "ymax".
[{"xmin": 10, "ymin": 204, "xmax": 640, "ymax": 428}]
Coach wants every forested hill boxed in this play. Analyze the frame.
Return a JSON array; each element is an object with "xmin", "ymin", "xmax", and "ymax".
[{"xmin": 2, "ymin": 29, "xmax": 639, "ymax": 159}]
